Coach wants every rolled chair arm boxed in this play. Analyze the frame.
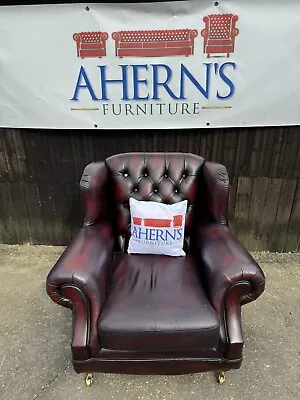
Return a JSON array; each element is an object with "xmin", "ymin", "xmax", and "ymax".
[
  {"xmin": 191, "ymin": 224, "xmax": 265, "ymax": 359},
  {"xmin": 192, "ymin": 224, "xmax": 265, "ymax": 309},
  {"xmin": 46, "ymin": 223, "xmax": 114, "ymax": 359},
  {"xmin": 73, "ymin": 33, "xmax": 81, "ymax": 42},
  {"xmin": 112, "ymin": 32, "xmax": 120, "ymax": 42},
  {"xmin": 101, "ymin": 32, "xmax": 109, "ymax": 42},
  {"xmin": 232, "ymin": 28, "xmax": 239, "ymax": 37},
  {"xmin": 189, "ymin": 29, "xmax": 199, "ymax": 39}
]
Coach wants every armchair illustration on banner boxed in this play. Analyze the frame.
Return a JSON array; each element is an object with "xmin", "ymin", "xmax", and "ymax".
[
  {"xmin": 73, "ymin": 31, "xmax": 109, "ymax": 58},
  {"xmin": 46, "ymin": 153, "xmax": 265, "ymax": 386},
  {"xmin": 201, "ymin": 14, "xmax": 239, "ymax": 57}
]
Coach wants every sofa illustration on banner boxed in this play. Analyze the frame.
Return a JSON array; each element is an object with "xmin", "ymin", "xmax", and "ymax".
[
  {"xmin": 132, "ymin": 215, "xmax": 183, "ymax": 228},
  {"xmin": 111, "ymin": 29, "xmax": 198, "ymax": 58},
  {"xmin": 73, "ymin": 31, "xmax": 109, "ymax": 58},
  {"xmin": 201, "ymin": 14, "xmax": 239, "ymax": 58}
]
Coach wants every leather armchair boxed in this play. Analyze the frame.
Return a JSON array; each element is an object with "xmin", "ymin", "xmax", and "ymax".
[{"xmin": 46, "ymin": 153, "xmax": 265, "ymax": 384}]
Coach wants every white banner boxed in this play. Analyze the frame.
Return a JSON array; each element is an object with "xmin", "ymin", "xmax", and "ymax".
[{"xmin": 0, "ymin": 1, "xmax": 300, "ymax": 129}]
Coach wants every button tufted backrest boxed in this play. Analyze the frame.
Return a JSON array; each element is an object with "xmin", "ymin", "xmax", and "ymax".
[
  {"xmin": 116, "ymin": 29, "xmax": 193, "ymax": 43},
  {"xmin": 208, "ymin": 14, "xmax": 235, "ymax": 39},
  {"xmin": 105, "ymin": 153, "xmax": 205, "ymax": 251}
]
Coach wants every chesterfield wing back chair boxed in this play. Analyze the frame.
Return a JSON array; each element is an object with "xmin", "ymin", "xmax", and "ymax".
[
  {"xmin": 201, "ymin": 14, "xmax": 239, "ymax": 58},
  {"xmin": 46, "ymin": 153, "xmax": 265, "ymax": 386}
]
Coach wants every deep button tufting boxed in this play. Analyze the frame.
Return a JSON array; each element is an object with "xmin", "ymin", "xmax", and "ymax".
[
  {"xmin": 105, "ymin": 152, "xmax": 206, "ymax": 235},
  {"xmin": 144, "ymin": 173, "xmax": 148, "ymax": 177}
]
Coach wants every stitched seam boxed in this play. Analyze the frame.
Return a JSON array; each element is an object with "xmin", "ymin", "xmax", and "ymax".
[{"xmin": 99, "ymin": 325, "xmax": 220, "ymax": 334}]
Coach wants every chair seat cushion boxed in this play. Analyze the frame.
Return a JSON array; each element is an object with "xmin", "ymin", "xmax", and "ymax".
[{"xmin": 98, "ymin": 254, "xmax": 220, "ymax": 351}]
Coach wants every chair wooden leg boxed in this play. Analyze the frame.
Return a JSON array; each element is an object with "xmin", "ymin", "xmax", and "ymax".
[
  {"xmin": 85, "ymin": 372, "xmax": 93, "ymax": 386},
  {"xmin": 217, "ymin": 371, "xmax": 226, "ymax": 384}
]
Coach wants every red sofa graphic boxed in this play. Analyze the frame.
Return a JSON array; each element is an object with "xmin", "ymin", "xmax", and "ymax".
[
  {"xmin": 73, "ymin": 31, "xmax": 109, "ymax": 58},
  {"xmin": 112, "ymin": 29, "xmax": 198, "ymax": 58},
  {"xmin": 132, "ymin": 215, "xmax": 183, "ymax": 228},
  {"xmin": 201, "ymin": 14, "xmax": 239, "ymax": 58}
]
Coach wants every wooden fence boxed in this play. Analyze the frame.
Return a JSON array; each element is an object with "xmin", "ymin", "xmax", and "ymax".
[{"xmin": 0, "ymin": 127, "xmax": 299, "ymax": 251}]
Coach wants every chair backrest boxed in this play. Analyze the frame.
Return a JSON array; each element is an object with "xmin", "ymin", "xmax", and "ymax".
[
  {"xmin": 207, "ymin": 14, "xmax": 234, "ymax": 39},
  {"xmin": 105, "ymin": 152, "xmax": 205, "ymax": 252},
  {"xmin": 115, "ymin": 29, "xmax": 194, "ymax": 43}
]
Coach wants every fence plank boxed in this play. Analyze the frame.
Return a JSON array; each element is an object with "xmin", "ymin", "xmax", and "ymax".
[
  {"xmin": 257, "ymin": 131, "xmax": 270, "ymax": 177},
  {"xmin": 280, "ymin": 128, "xmax": 300, "ymax": 178},
  {"xmin": 249, "ymin": 131, "xmax": 263, "ymax": 177},
  {"xmin": 1, "ymin": 130, "xmax": 20, "ymax": 181},
  {"xmin": 292, "ymin": 147, "xmax": 300, "ymax": 179},
  {"xmin": 223, "ymin": 132, "xmax": 238, "ymax": 178},
  {"xmin": 0, "ymin": 133, "xmax": 9, "ymax": 181},
  {"xmin": 23, "ymin": 182, "xmax": 45, "ymax": 244},
  {"xmin": 284, "ymin": 181, "xmax": 300, "ymax": 251},
  {"xmin": 270, "ymin": 179, "xmax": 297, "ymax": 252},
  {"xmin": 9, "ymin": 182, "xmax": 32, "ymax": 244},
  {"xmin": 0, "ymin": 182, "xmax": 19, "ymax": 243},
  {"xmin": 247, "ymin": 177, "xmax": 269, "ymax": 251},
  {"xmin": 48, "ymin": 132, "xmax": 75, "ymax": 183},
  {"xmin": 23, "ymin": 130, "xmax": 53, "ymax": 182},
  {"xmin": 232, "ymin": 177, "xmax": 253, "ymax": 246},
  {"xmin": 0, "ymin": 182, "xmax": 10, "ymax": 242},
  {"xmin": 257, "ymin": 178, "xmax": 282, "ymax": 251}
]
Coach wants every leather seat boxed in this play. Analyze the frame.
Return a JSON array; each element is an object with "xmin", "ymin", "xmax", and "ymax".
[{"xmin": 98, "ymin": 254, "xmax": 220, "ymax": 352}]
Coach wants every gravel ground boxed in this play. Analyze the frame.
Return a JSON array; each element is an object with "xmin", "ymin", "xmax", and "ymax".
[{"xmin": 0, "ymin": 245, "xmax": 299, "ymax": 400}]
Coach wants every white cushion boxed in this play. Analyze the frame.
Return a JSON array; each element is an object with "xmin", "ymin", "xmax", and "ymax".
[{"xmin": 128, "ymin": 198, "xmax": 187, "ymax": 256}]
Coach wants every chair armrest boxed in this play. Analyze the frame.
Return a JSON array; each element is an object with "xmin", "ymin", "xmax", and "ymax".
[
  {"xmin": 201, "ymin": 28, "xmax": 208, "ymax": 38},
  {"xmin": 46, "ymin": 223, "xmax": 114, "ymax": 359},
  {"xmin": 192, "ymin": 224, "xmax": 265, "ymax": 310},
  {"xmin": 192, "ymin": 224, "xmax": 265, "ymax": 359}
]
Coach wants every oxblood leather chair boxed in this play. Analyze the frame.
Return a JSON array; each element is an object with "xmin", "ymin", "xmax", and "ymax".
[{"xmin": 46, "ymin": 153, "xmax": 265, "ymax": 386}]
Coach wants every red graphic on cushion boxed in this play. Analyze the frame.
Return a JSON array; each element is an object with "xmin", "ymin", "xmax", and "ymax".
[
  {"xmin": 201, "ymin": 14, "xmax": 239, "ymax": 58},
  {"xmin": 133, "ymin": 215, "xmax": 183, "ymax": 228},
  {"xmin": 173, "ymin": 215, "xmax": 183, "ymax": 227},
  {"xmin": 132, "ymin": 217, "xmax": 143, "ymax": 226},
  {"xmin": 73, "ymin": 31, "xmax": 109, "ymax": 58},
  {"xmin": 112, "ymin": 29, "xmax": 198, "ymax": 58},
  {"xmin": 144, "ymin": 218, "xmax": 172, "ymax": 228}
]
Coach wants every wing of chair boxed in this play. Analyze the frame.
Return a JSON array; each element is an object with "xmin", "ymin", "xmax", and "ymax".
[{"xmin": 46, "ymin": 153, "xmax": 265, "ymax": 385}]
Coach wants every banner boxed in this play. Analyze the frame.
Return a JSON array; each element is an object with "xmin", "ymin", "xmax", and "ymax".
[{"xmin": 0, "ymin": 1, "xmax": 300, "ymax": 129}]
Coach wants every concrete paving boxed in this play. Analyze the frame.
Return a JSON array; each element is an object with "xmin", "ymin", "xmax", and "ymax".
[{"xmin": 0, "ymin": 245, "xmax": 299, "ymax": 400}]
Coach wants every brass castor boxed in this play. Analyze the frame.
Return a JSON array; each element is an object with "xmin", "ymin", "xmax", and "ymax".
[
  {"xmin": 85, "ymin": 373, "xmax": 93, "ymax": 386},
  {"xmin": 217, "ymin": 371, "xmax": 226, "ymax": 384}
]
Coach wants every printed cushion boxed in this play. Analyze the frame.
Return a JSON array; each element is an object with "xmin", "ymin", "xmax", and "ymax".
[{"xmin": 128, "ymin": 198, "xmax": 187, "ymax": 256}]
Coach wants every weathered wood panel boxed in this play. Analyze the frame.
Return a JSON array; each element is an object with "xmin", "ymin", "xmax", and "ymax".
[
  {"xmin": 246, "ymin": 177, "xmax": 269, "ymax": 251},
  {"xmin": 231, "ymin": 177, "xmax": 253, "ymax": 245},
  {"xmin": 270, "ymin": 179, "xmax": 298, "ymax": 252},
  {"xmin": 284, "ymin": 181, "xmax": 300, "ymax": 252},
  {"xmin": 257, "ymin": 178, "xmax": 283, "ymax": 251},
  {"xmin": 0, "ymin": 127, "xmax": 299, "ymax": 250}
]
